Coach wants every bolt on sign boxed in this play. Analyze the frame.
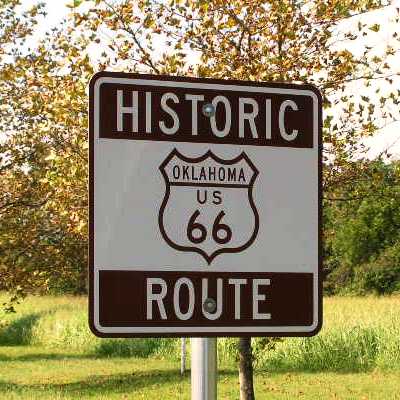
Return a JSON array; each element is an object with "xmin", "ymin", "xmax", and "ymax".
[{"xmin": 89, "ymin": 72, "xmax": 322, "ymax": 337}]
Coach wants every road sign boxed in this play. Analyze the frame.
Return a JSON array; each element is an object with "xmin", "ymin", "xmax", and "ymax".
[{"xmin": 89, "ymin": 72, "xmax": 322, "ymax": 337}]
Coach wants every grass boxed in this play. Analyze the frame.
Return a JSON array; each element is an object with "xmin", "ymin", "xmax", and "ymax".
[
  {"xmin": 0, "ymin": 346, "xmax": 400, "ymax": 399},
  {"xmin": 0, "ymin": 294, "xmax": 399, "ymax": 399},
  {"xmin": 255, "ymin": 296, "xmax": 400, "ymax": 372},
  {"xmin": 0, "ymin": 295, "xmax": 180, "ymax": 359}
]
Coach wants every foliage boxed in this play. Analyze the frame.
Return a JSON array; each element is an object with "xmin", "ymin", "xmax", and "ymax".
[
  {"xmin": 355, "ymin": 242, "xmax": 400, "ymax": 294},
  {"xmin": 0, "ymin": 1, "xmax": 399, "ymax": 299},
  {"xmin": 0, "ymin": 1, "xmax": 91, "ymax": 299},
  {"xmin": 78, "ymin": 0, "xmax": 400, "ymax": 182},
  {"xmin": 324, "ymin": 160, "xmax": 400, "ymax": 294}
]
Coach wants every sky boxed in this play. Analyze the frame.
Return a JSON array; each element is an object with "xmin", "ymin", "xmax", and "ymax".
[{"xmin": 21, "ymin": 0, "xmax": 400, "ymax": 160}]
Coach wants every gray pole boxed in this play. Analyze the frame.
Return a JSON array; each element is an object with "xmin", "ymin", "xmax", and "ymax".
[{"xmin": 191, "ymin": 338, "xmax": 217, "ymax": 400}]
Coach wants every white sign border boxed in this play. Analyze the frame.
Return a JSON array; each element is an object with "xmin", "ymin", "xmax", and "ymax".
[{"xmin": 90, "ymin": 74, "xmax": 321, "ymax": 336}]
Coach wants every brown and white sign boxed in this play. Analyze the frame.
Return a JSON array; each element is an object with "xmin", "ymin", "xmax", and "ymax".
[{"xmin": 89, "ymin": 72, "xmax": 322, "ymax": 337}]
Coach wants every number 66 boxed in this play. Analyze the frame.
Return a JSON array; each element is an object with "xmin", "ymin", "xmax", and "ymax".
[{"xmin": 187, "ymin": 210, "xmax": 232, "ymax": 244}]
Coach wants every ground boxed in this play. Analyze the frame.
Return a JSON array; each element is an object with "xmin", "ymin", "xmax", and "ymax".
[
  {"xmin": 0, "ymin": 346, "xmax": 399, "ymax": 399},
  {"xmin": 0, "ymin": 295, "xmax": 399, "ymax": 399}
]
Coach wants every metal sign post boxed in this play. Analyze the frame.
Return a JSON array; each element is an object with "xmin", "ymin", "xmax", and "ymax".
[{"xmin": 191, "ymin": 338, "xmax": 217, "ymax": 400}]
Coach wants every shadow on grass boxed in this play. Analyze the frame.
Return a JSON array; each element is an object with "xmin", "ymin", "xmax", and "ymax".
[
  {"xmin": 256, "ymin": 364, "xmax": 377, "ymax": 374},
  {"xmin": 0, "ymin": 313, "xmax": 42, "ymax": 346},
  {"xmin": 254, "ymin": 354, "xmax": 381, "ymax": 374},
  {"xmin": 0, "ymin": 369, "xmax": 235, "ymax": 396},
  {"xmin": 0, "ymin": 305, "xmax": 76, "ymax": 347},
  {"xmin": 0, "ymin": 352, "xmax": 99, "ymax": 362},
  {"xmin": 0, "ymin": 351, "xmax": 380, "ymax": 376}
]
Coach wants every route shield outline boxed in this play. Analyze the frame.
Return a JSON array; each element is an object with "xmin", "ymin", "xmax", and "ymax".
[{"xmin": 158, "ymin": 149, "xmax": 260, "ymax": 264}]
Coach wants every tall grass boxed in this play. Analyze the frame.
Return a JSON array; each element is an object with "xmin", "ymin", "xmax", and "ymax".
[
  {"xmin": 0, "ymin": 294, "xmax": 399, "ymax": 371},
  {"xmin": 254, "ymin": 296, "xmax": 400, "ymax": 371},
  {"xmin": 0, "ymin": 295, "xmax": 179, "ymax": 359}
]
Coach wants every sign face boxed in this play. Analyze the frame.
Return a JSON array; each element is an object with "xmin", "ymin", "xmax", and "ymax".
[{"xmin": 89, "ymin": 72, "xmax": 322, "ymax": 337}]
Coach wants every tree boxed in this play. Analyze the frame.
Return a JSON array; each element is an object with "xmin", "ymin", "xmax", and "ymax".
[
  {"xmin": 0, "ymin": 1, "xmax": 93, "ymax": 302},
  {"xmin": 324, "ymin": 159, "xmax": 400, "ymax": 294},
  {"xmin": 0, "ymin": 0, "xmax": 47, "ymax": 305}
]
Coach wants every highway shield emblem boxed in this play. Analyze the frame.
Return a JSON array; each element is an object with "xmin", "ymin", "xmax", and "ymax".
[{"xmin": 158, "ymin": 149, "xmax": 259, "ymax": 264}]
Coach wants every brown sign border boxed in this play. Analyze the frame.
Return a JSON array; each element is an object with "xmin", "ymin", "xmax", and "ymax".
[{"xmin": 88, "ymin": 71, "xmax": 323, "ymax": 338}]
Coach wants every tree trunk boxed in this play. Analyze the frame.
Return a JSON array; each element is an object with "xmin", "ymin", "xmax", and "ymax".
[{"xmin": 238, "ymin": 337, "xmax": 255, "ymax": 400}]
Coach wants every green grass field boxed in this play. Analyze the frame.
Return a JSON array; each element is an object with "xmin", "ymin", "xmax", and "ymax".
[{"xmin": 0, "ymin": 294, "xmax": 399, "ymax": 399}]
